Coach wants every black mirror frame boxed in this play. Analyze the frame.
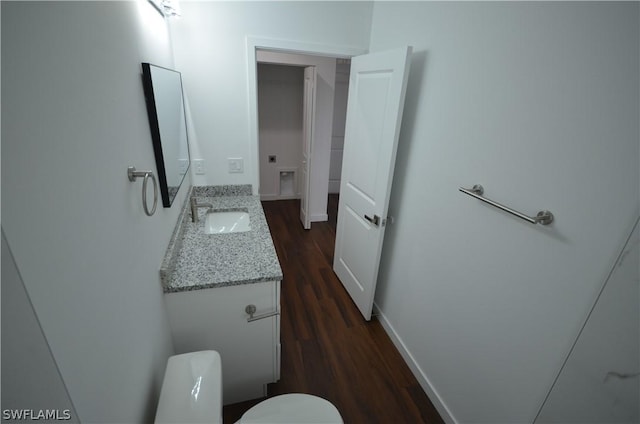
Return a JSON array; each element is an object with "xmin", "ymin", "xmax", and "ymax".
[{"xmin": 141, "ymin": 62, "xmax": 190, "ymax": 207}]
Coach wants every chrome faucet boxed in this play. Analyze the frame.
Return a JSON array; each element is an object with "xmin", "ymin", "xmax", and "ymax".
[{"xmin": 190, "ymin": 197, "xmax": 213, "ymax": 222}]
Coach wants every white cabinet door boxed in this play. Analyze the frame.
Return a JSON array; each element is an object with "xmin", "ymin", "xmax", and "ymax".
[{"xmin": 164, "ymin": 281, "xmax": 280, "ymax": 404}]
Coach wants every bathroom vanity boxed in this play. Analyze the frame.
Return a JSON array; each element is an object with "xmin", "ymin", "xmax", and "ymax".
[{"xmin": 160, "ymin": 185, "xmax": 283, "ymax": 405}]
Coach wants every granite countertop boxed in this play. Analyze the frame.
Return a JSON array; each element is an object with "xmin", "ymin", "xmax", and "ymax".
[{"xmin": 160, "ymin": 185, "xmax": 283, "ymax": 293}]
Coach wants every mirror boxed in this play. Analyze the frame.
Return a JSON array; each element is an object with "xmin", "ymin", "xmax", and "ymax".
[{"xmin": 141, "ymin": 62, "xmax": 190, "ymax": 207}]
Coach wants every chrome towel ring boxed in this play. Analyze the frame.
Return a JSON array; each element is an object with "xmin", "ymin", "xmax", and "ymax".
[{"xmin": 128, "ymin": 166, "xmax": 158, "ymax": 216}]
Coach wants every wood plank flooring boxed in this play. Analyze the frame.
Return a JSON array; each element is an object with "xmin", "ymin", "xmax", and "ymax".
[{"xmin": 223, "ymin": 195, "xmax": 444, "ymax": 423}]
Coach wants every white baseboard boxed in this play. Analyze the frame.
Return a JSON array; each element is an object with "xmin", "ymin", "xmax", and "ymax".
[
  {"xmin": 310, "ymin": 213, "xmax": 328, "ymax": 222},
  {"xmin": 258, "ymin": 199, "xmax": 327, "ymax": 223},
  {"xmin": 373, "ymin": 303, "xmax": 457, "ymax": 424},
  {"xmin": 260, "ymin": 194, "xmax": 300, "ymax": 201}
]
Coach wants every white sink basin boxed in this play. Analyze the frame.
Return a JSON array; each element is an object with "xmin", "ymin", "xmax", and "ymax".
[{"xmin": 204, "ymin": 210, "xmax": 250, "ymax": 234}]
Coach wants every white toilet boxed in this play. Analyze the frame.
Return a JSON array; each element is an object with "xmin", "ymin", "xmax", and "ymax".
[{"xmin": 155, "ymin": 350, "xmax": 343, "ymax": 424}]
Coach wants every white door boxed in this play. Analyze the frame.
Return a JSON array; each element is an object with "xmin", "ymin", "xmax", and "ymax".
[
  {"xmin": 300, "ymin": 66, "xmax": 316, "ymax": 229},
  {"xmin": 333, "ymin": 46, "xmax": 412, "ymax": 320}
]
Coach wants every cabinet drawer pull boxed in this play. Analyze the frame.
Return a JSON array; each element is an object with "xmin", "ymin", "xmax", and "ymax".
[{"xmin": 245, "ymin": 304, "xmax": 279, "ymax": 322}]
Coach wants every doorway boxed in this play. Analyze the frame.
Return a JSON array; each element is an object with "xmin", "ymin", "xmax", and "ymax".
[
  {"xmin": 256, "ymin": 55, "xmax": 350, "ymax": 230},
  {"xmin": 249, "ymin": 40, "xmax": 359, "ymax": 229},
  {"xmin": 256, "ymin": 61, "xmax": 316, "ymax": 229},
  {"xmin": 256, "ymin": 63, "xmax": 305, "ymax": 202}
]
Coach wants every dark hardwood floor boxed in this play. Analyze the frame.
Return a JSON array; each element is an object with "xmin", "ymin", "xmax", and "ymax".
[{"xmin": 223, "ymin": 195, "xmax": 443, "ymax": 423}]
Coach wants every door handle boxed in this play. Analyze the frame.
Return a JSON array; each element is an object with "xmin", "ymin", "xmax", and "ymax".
[
  {"xmin": 364, "ymin": 214, "xmax": 381, "ymax": 227},
  {"xmin": 245, "ymin": 304, "xmax": 280, "ymax": 322}
]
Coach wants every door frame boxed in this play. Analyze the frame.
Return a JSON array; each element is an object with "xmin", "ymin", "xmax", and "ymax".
[
  {"xmin": 246, "ymin": 37, "xmax": 366, "ymax": 203},
  {"xmin": 300, "ymin": 65, "xmax": 316, "ymax": 229}
]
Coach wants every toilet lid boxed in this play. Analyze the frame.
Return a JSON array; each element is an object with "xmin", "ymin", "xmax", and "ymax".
[{"xmin": 239, "ymin": 394, "xmax": 343, "ymax": 424}]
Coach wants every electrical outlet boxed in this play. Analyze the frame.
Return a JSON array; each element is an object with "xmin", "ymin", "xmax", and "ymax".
[
  {"xmin": 193, "ymin": 159, "xmax": 205, "ymax": 175},
  {"xmin": 228, "ymin": 158, "xmax": 244, "ymax": 174}
]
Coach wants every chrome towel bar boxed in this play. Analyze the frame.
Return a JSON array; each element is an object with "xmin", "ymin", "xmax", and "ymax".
[
  {"xmin": 459, "ymin": 184, "xmax": 554, "ymax": 225},
  {"xmin": 128, "ymin": 166, "xmax": 158, "ymax": 217}
]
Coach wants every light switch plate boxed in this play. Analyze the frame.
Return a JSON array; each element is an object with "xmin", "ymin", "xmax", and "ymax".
[
  {"xmin": 228, "ymin": 158, "xmax": 244, "ymax": 174},
  {"xmin": 193, "ymin": 159, "xmax": 205, "ymax": 175}
]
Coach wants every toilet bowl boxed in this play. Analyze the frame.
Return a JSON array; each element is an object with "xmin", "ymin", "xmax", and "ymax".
[{"xmin": 155, "ymin": 351, "xmax": 343, "ymax": 424}]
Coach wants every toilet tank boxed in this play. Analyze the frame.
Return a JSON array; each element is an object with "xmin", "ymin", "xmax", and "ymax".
[{"xmin": 155, "ymin": 351, "xmax": 223, "ymax": 424}]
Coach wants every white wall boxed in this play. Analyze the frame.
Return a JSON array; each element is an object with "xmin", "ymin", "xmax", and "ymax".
[
  {"xmin": 536, "ymin": 217, "xmax": 639, "ymax": 423},
  {"xmin": 258, "ymin": 64, "xmax": 304, "ymax": 200},
  {"xmin": 1, "ymin": 232, "xmax": 77, "ymax": 421},
  {"xmin": 370, "ymin": 2, "xmax": 639, "ymax": 423},
  {"xmin": 169, "ymin": 1, "xmax": 373, "ymax": 195},
  {"xmin": 2, "ymin": 2, "xmax": 188, "ymax": 421},
  {"xmin": 329, "ymin": 60, "xmax": 350, "ymax": 194}
]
